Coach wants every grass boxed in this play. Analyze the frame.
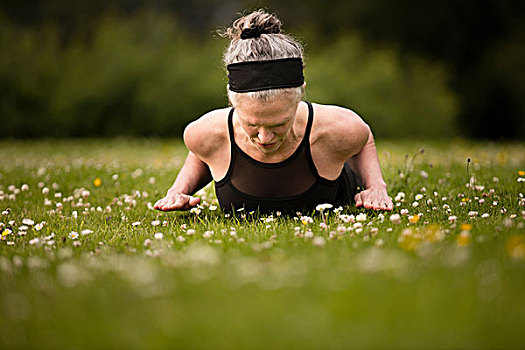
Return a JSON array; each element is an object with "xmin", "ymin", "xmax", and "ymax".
[{"xmin": 1, "ymin": 138, "xmax": 525, "ymax": 349}]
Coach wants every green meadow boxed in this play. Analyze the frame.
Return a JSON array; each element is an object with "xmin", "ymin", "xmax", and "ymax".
[{"xmin": 1, "ymin": 138, "xmax": 525, "ymax": 349}]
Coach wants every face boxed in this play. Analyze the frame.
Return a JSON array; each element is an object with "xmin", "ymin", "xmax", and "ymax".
[{"xmin": 235, "ymin": 96, "xmax": 300, "ymax": 154}]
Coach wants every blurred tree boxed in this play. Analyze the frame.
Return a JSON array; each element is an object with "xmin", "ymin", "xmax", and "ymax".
[
  {"xmin": 256, "ymin": 0, "xmax": 525, "ymax": 139},
  {"xmin": 1, "ymin": 0, "xmax": 523, "ymax": 139},
  {"xmin": 0, "ymin": 0, "xmax": 237, "ymax": 44}
]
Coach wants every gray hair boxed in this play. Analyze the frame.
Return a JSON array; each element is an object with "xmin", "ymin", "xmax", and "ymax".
[{"xmin": 220, "ymin": 10, "xmax": 305, "ymax": 105}]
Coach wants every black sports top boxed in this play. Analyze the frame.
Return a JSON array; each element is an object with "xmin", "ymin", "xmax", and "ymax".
[{"xmin": 214, "ymin": 101, "xmax": 357, "ymax": 214}]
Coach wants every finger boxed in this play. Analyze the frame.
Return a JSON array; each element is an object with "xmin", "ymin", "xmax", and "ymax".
[
  {"xmin": 371, "ymin": 196, "xmax": 382, "ymax": 210},
  {"xmin": 380, "ymin": 202, "xmax": 393, "ymax": 211},
  {"xmin": 158, "ymin": 197, "xmax": 170, "ymax": 211},
  {"xmin": 381, "ymin": 195, "xmax": 393, "ymax": 211},
  {"xmin": 355, "ymin": 193, "xmax": 363, "ymax": 208},
  {"xmin": 373, "ymin": 197, "xmax": 385, "ymax": 211},
  {"xmin": 160, "ymin": 196, "xmax": 181, "ymax": 211},
  {"xmin": 181, "ymin": 198, "xmax": 198, "ymax": 211},
  {"xmin": 188, "ymin": 196, "xmax": 201, "ymax": 207},
  {"xmin": 179, "ymin": 199, "xmax": 192, "ymax": 211},
  {"xmin": 381, "ymin": 197, "xmax": 393, "ymax": 211},
  {"xmin": 363, "ymin": 195, "xmax": 374, "ymax": 209},
  {"xmin": 154, "ymin": 198, "xmax": 167, "ymax": 210},
  {"xmin": 180, "ymin": 195, "xmax": 197, "ymax": 210},
  {"xmin": 159, "ymin": 202, "xmax": 173, "ymax": 211}
]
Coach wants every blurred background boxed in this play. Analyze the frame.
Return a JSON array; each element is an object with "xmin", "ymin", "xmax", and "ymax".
[{"xmin": 0, "ymin": 0, "xmax": 523, "ymax": 139}]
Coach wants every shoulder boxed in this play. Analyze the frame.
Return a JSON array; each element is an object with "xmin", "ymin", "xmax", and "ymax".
[
  {"xmin": 311, "ymin": 103, "xmax": 370, "ymax": 157},
  {"xmin": 183, "ymin": 107, "xmax": 231, "ymax": 159}
]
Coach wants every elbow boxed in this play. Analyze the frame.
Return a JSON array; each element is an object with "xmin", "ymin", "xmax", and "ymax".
[
  {"xmin": 183, "ymin": 121, "xmax": 199, "ymax": 152},
  {"xmin": 182, "ymin": 122, "xmax": 193, "ymax": 146},
  {"xmin": 361, "ymin": 122, "xmax": 372, "ymax": 148}
]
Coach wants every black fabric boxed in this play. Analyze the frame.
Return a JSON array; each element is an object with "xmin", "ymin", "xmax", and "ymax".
[
  {"xmin": 227, "ymin": 58, "xmax": 304, "ymax": 93},
  {"xmin": 214, "ymin": 101, "xmax": 363, "ymax": 214},
  {"xmin": 339, "ymin": 162, "xmax": 364, "ymax": 203}
]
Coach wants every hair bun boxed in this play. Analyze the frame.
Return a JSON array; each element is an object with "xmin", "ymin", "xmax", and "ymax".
[
  {"xmin": 240, "ymin": 25, "xmax": 280, "ymax": 39},
  {"xmin": 240, "ymin": 27, "xmax": 262, "ymax": 39},
  {"xmin": 224, "ymin": 9, "xmax": 282, "ymax": 40}
]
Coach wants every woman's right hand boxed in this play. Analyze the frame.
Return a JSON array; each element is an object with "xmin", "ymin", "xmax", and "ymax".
[{"xmin": 154, "ymin": 191, "xmax": 201, "ymax": 211}]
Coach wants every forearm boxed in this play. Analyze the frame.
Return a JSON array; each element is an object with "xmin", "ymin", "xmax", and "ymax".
[
  {"xmin": 167, "ymin": 151, "xmax": 212, "ymax": 195},
  {"xmin": 348, "ymin": 129, "xmax": 387, "ymax": 190}
]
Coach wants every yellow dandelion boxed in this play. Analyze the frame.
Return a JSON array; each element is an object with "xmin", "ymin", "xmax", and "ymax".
[
  {"xmin": 519, "ymin": 170, "xmax": 525, "ymax": 176},
  {"xmin": 460, "ymin": 223, "xmax": 472, "ymax": 231},
  {"xmin": 505, "ymin": 235, "xmax": 525, "ymax": 260},
  {"xmin": 93, "ymin": 178, "xmax": 102, "ymax": 187},
  {"xmin": 457, "ymin": 231, "xmax": 471, "ymax": 246},
  {"xmin": 461, "ymin": 197, "xmax": 469, "ymax": 202},
  {"xmin": 409, "ymin": 215, "xmax": 419, "ymax": 223}
]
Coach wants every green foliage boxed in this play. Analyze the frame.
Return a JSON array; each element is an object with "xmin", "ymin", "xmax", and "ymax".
[
  {"xmin": 1, "ymin": 12, "xmax": 457, "ymax": 138},
  {"xmin": 0, "ymin": 13, "xmax": 227, "ymax": 137},
  {"xmin": 0, "ymin": 0, "xmax": 523, "ymax": 139},
  {"xmin": 306, "ymin": 36, "xmax": 458, "ymax": 137}
]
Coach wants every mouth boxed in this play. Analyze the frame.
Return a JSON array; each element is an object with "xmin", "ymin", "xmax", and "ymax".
[{"xmin": 257, "ymin": 142, "xmax": 277, "ymax": 149}]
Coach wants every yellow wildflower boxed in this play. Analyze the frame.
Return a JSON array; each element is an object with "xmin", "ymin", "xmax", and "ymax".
[
  {"xmin": 93, "ymin": 178, "xmax": 102, "ymax": 187},
  {"xmin": 399, "ymin": 236, "xmax": 419, "ymax": 251},
  {"xmin": 423, "ymin": 224, "xmax": 445, "ymax": 243},
  {"xmin": 460, "ymin": 223, "xmax": 472, "ymax": 231},
  {"xmin": 457, "ymin": 231, "xmax": 471, "ymax": 246},
  {"xmin": 409, "ymin": 215, "xmax": 419, "ymax": 223},
  {"xmin": 398, "ymin": 228, "xmax": 418, "ymax": 251},
  {"xmin": 300, "ymin": 216, "xmax": 313, "ymax": 225},
  {"xmin": 519, "ymin": 170, "xmax": 525, "ymax": 176},
  {"xmin": 505, "ymin": 235, "xmax": 525, "ymax": 260}
]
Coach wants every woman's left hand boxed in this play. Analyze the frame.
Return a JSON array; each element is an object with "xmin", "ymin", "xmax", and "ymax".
[{"xmin": 354, "ymin": 187, "xmax": 393, "ymax": 211}]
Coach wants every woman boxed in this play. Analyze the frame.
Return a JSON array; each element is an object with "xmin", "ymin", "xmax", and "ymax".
[{"xmin": 154, "ymin": 10, "xmax": 393, "ymax": 214}]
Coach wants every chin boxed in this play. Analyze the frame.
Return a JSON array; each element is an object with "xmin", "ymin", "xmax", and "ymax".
[{"xmin": 257, "ymin": 146, "xmax": 274, "ymax": 154}]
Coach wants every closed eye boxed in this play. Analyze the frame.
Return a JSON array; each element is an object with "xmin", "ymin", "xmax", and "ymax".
[{"xmin": 247, "ymin": 123, "xmax": 286, "ymax": 128}]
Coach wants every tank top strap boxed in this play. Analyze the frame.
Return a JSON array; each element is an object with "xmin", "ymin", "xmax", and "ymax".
[
  {"xmin": 303, "ymin": 101, "xmax": 314, "ymax": 142},
  {"xmin": 214, "ymin": 107, "xmax": 236, "ymax": 186},
  {"xmin": 303, "ymin": 101, "xmax": 323, "ymax": 179},
  {"xmin": 227, "ymin": 107, "xmax": 235, "ymax": 144}
]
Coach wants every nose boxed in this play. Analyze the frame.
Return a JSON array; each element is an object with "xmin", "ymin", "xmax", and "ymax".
[{"xmin": 257, "ymin": 128, "xmax": 274, "ymax": 143}]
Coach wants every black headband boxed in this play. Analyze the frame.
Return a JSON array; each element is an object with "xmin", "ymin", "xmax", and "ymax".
[{"xmin": 227, "ymin": 58, "xmax": 304, "ymax": 93}]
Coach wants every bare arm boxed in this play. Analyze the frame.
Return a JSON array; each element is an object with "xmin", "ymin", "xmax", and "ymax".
[
  {"xmin": 154, "ymin": 151, "xmax": 212, "ymax": 211},
  {"xmin": 324, "ymin": 105, "xmax": 392, "ymax": 211},
  {"xmin": 155, "ymin": 110, "xmax": 227, "ymax": 211},
  {"xmin": 349, "ymin": 129, "xmax": 393, "ymax": 211}
]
